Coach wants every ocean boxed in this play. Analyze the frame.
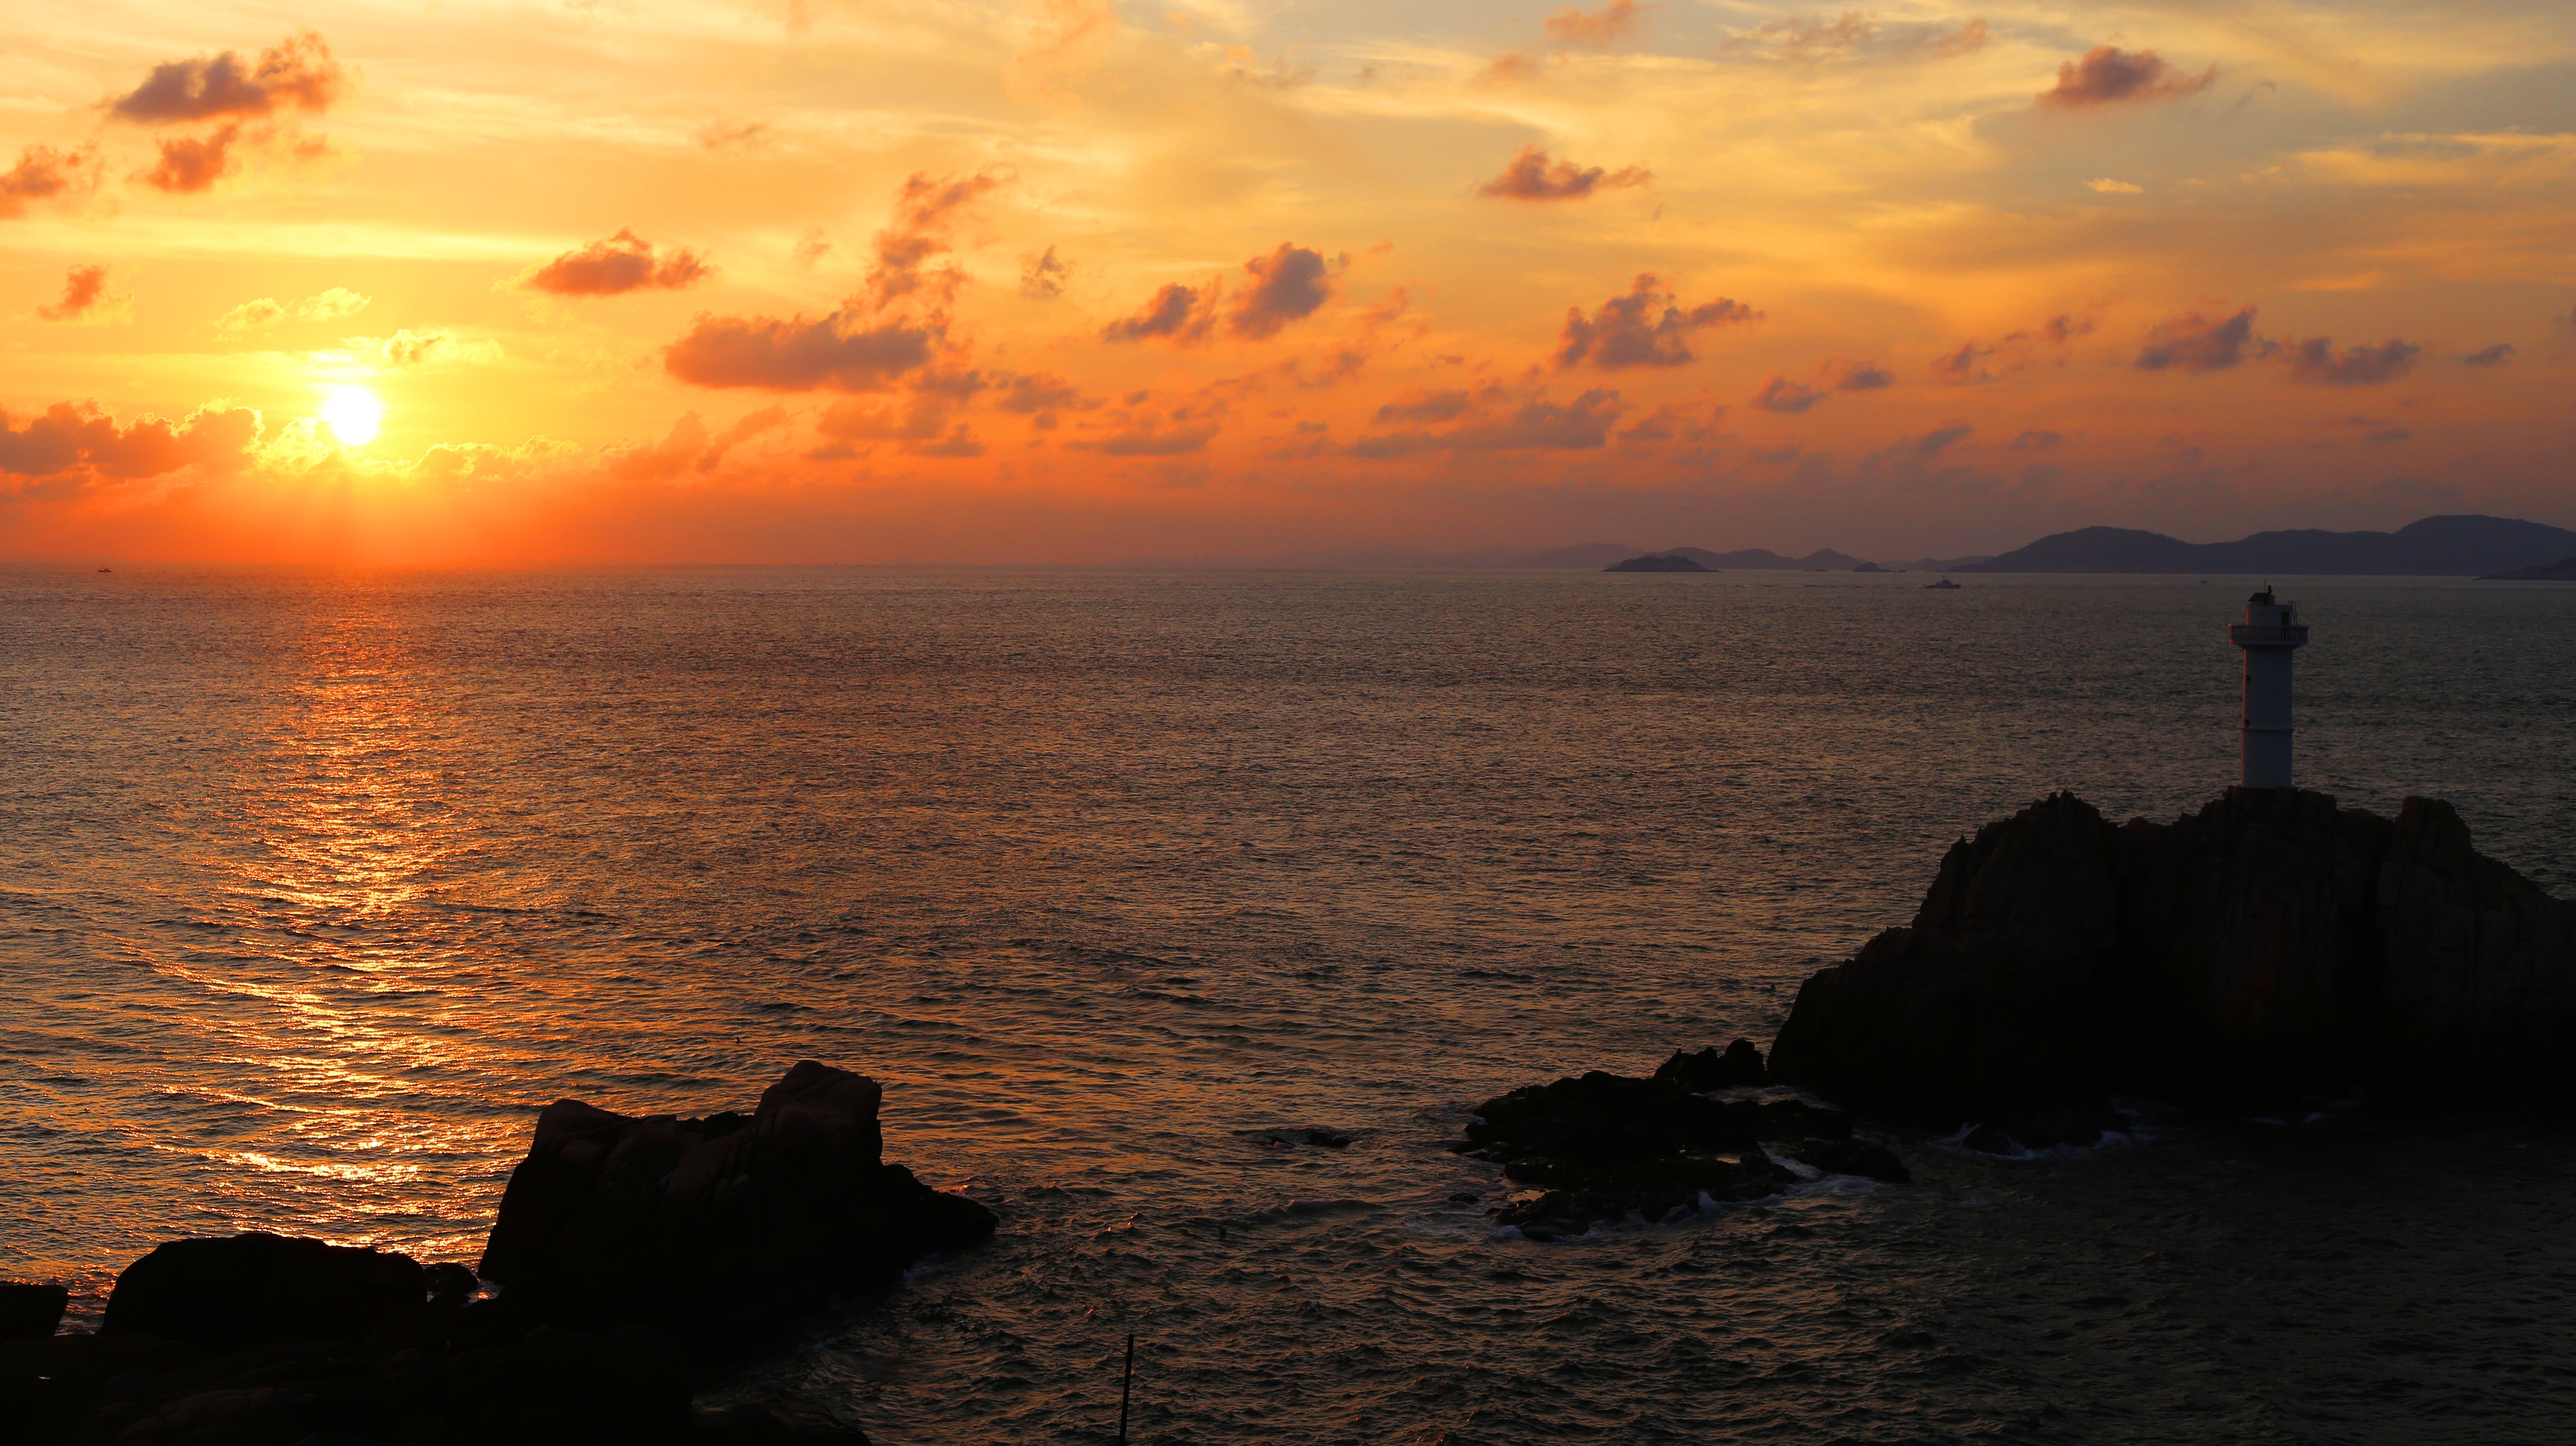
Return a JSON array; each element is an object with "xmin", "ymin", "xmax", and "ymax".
[{"xmin": 4, "ymin": 566, "xmax": 2572, "ymax": 1443}]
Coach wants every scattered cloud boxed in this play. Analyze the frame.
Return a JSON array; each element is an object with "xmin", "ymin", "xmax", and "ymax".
[
  {"xmin": 216, "ymin": 289, "xmax": 368, "ymax": 335},
  {"xmin": 140, "ymin": 123, "xmax": 243, "ymax": 193},
  {"xmin": 866, "ymin": 169, "xmax": 1007, "ymax": 312},
  {"xmin": 297, "ymin": 288, "xmax": 369, "ymax": 322},
  {"xmin": 1544, "ymin": 0, "xmax": 1642, "ymax": 48},
  {"xmin": 1750, "ymin": 375, "xmax": 1824, "ymax": 413},
  {"xmin": 1352, "ymin": 388, "xmax": 1623, "ymax": 455},
  {"xmin": 1, "ymin": 144, "xmax": 99, "ymax": 218},
  {"xmin": 793, "ymin": 230, "xmax": 832, "ymax": 268},
  {"xmin": 2279, "ymin": 336, "xmax": 2420, "ymax": 386},
  {"xmin": 2011, "ymin": 429, "xmax": 2062, "ymax": 450},
  {"xmin": 2086, "ymin": 178, "xmax": 2143, "ymax": 194},
  {"xmin": 1881, "ymin": 421, "xmax": 1972, "ymax": 462},
  {"xmin": 216, "ymin": 298, "xmax": 286, "ymax": 335},
  {"xmin": 2365, "ymin": 427, "xmax": 2412, "ymax": 445},
  {"xmin": 2135, "ymin": 306, "xmax": 2259, "ymax": 372},
  {"xmin": 1557, "ymin": 274, "xmax": 1760, "ymax": 369},
  {"xmin": 665, "ymin": 309, "xmax": 941, "ymax": 391},
  {"xmin": 2036, "ymin": 46, "xmax": 2216, "ymax": 109},
  {"xmin": 1103, "ymin": 281, "xmax": 1218, "ymax": 344},
  {"xmin": 0, "ymin": 401, "xmax": 260, "ymax": 482},
  {"xmin": 522, "ymin": 230, "xmax": 713, "ymax": 296},
  {"xmin": 695, "ymin": 120, "xmax": 769, "ymax": 151},
  {"xmin": 1230, "ymin": 243, "xmax": 1339, "ymax": 340},
  {"xmin": 106, "ymin": 31, "xmax": 345, "ymax": 123},
  {"xmin": 378, "ymin": 330, "xmax": 449, "ymax": 367},
  {"xmin": 36, "ymin": 266, "xmax": 112, "ymax": 322},
  {"xmin": 1021, "ymin": 245, "xmax": 1071, "ymax": 299},
  {"xmin": 1069, "ymin": 423, "xmax": 1220, "ymax": 456},
  {"xmin": 2460, "ymin": 343, "xmax": 2515, "ymax": 366},
  {"xmin": 1374, "ymin": 390, "xmax": 1474, "ymax": 425},
  {"xmin": 1477, "ymin": 146, "xmax": 1650, "ymax": 201},
  {"xmin": 1824, "ymin": 358, "xmax": 1894, "ymax": 391}
]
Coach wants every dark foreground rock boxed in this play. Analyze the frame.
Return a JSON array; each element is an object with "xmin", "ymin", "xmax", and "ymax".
[
  {"xmin": 1, "ymin": 1062, "xmax": 985, "ymax": 1445},
  {"xmin": 1769, "ymin": 788, "xmax": 2576, "ymax": 1145},
  {"xmin": 1456, "ymin": 1042, "xmax": 1906, "ymax": 1239},
  {"xmin": 479, "ymin": 1060, "xmax": 996, "ymax": 1315},
  {"xmin": 0, "ymin": 1284, "xmax": 67, "ymax": 1340}
]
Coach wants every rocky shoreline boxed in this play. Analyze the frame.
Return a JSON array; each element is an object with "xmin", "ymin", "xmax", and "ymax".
[{"xmin": 1, "ymin": 1062, "xmax": 991, "ymax": 1446}]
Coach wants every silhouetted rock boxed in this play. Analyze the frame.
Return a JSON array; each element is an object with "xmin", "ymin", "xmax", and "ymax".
[
  {"xmin": 1652, "ymin": 1038, "xmax": 1768, "ymax": 1090},
  {"xmin": 1769, "ymin": 788, "xmax": 2576, "ymax": 1129},
  {"xmin": 1604, "ymin": 554, "xmax": 1709, "ymax": 572},
  {"xmin": 1790, "ymin": 1139, "xmax": 1912, "ymax": 1182},
  {"xmin": 0, "ymin": 1282, "xmax": 66, "ymax": 1339},
  {"xmin": 1457, "ymin": 1062, "xmax": 1889, "ymax": 1235},
  {"xmin": 99, "ymin": 1233, "xmax": 424, "ymax": 1345},
  {"xmin": 2481, "ymin": 555, "xmax": 2576, "ymax": 580},
  {"xmin": 478, "ymin": 1060, "xmax": 996, "ymax": 1315}
]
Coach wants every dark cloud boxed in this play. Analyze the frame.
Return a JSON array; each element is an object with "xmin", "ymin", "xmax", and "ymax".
[
  {"xmin": 1069, "ymin": 424, "xmax": 1219, "ymax": 456},
  {"xmin": 1230, "ymin": 243, "xmax": 1338, "ymax": 340},
  {"xmin": 37, "ymin": 265, "xmax": 109, "ymax": 321},
  {"xmin": 1933, "ymin": 311, "xmax": 2097, "ymax": 383},
  {"xmin": 2037, "ymin": 46, "xmax": 2216, "ymax": 109},
  {"xmin": 1102, "ymin": 282, "xmax": 1217, "ymax": 344},
  {"xmin": 2460, "ymin": 343, "xmax": 2515, "ymax": 367},
  {"xmin": 1825, "ymin": 359, "xmax": 1894, "ymax": 390},
  {"xmin": 2279, "ymin": 336, "xmax": 2420, "ymax": 386},
  {"xmin": 1021, "ymin": 245, "xmax": 1070, "ymax": 299},
  {"xmin": 1477, "ymin": 146, "xmax": 1650, "ymax": 201},
  {"xmin": 523, "ymin": 230, "xmax": 713, "ymax": 296},
  {"xmin": 2134, "ymin": 306, "xmax": 2258, "ymax": 372},
  {"xmin": 1351, "ymin": 389, "xmax": 1623, "ymax": 456},
  {"xmin": 2011, "ymin": 429, "xmax": 2062, "ymax": 450},
  {"xmin": 998, "ymin": 372, "xmax": 1091, "ymax": 414},
  {"xmin": 1374, "ymin": 390, "xmax": 1473, "ymax": 425},
  {"xmin": 1749, "ymin": 376, "xmax": 1824, "ymax": 413},
  {"xmin": 1929, "ymin": 340, "xmax": 1993, "ymax": 382},
  {"xmin": 1, "ymin": 144, "xmax": 98, "ymax": 218},
  {"xmin": 1545, "ymin": 0, "xmax": 1642, "ymax": 46},
  {"xmin": 0, "ymin": 401, "xmax": 258, "ymax": 481},
  {"xmin": 1557, "ymin": 274, "xmax": 1760, "ymax": 369},
  {"xmin": 1889, "ymin": 421, "xmax": 1972, "ymax": 461},
  {"xmin": 107, "ymin": 31, "xmax": 345, "ymax": 123},
  {"xmin": 868, "ymin": 169, "xmax": 1007, "ymax": 312},
  {"xmin": 665, "ymin": 308, "xmax": 940, "ymax": 391},
  {"xmin": 2365, "ymin": 428, "xmax": 2412, "ymax": 445},
  {"xmin": 140, "ymin": 123, "xmax": 242, "ymax": 193}
]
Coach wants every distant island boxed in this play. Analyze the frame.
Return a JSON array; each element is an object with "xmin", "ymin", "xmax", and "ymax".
[
  {"xmin": 1604, "ymin": 554, "xmax": 1709, "ymax": 572},
  {"xmin": 2483, "ymin": 555, "xmax": 2576, "ymax": 580},
  {"xmin": 1958, "ymin": 514, "xmax": 2576, "ymax": 576}
]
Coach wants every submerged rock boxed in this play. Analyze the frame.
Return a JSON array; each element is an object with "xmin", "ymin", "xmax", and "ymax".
[
  {"xmin": 1769, "ymin": 788, "xmax": 2576, "ymax": 1130},
  {"xmin": 478, "ymin": 1060, "xmax": 996, "ymax": 1314},
  {"xmin": 1457, "ymin": 1044, "xmax": 1905, "ymax": 1236}
]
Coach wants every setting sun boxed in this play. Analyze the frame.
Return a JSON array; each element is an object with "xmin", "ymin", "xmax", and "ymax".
[{"xmin": 321, "ymin": 386, "xmax": 381, "ymax": 447}]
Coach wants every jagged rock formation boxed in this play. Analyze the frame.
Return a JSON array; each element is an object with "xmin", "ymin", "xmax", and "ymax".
[
  {"xmin": 479, "ymin": 1060, "xmax": 996, "ymax": 1312},
  {"xmin": 1769, "ymin": 789, "xmax": 2576, "ymax": 1143}
]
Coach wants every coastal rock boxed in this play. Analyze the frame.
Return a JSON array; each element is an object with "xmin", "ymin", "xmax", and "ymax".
[
  {"xmin": 476, "ymin": 1060, "xmax": 997, "ymax": 1313},
  {"xmin": 1769, "ymin": 788, "xmax": 2576, "ymax": 1128},
  {"xmin": 98, "ymin": 1232, "xmax": 425, "ymax": 1345},
  {"xmin": 0, "ymin": 1282, "xmax": 67, "ymax": 1338},
  {"xmin": 1457, "ymin": 1057, "xmax": 1888, "ymax": 1235},
  {"xmin": 1652, "ymin": 1038, "xmax": 1769, "ymax": 1090}
]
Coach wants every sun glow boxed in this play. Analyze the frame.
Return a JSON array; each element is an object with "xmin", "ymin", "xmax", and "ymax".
[{"xmin": 322, "ymin": 386, "xmax": 383, "ymax": 446}]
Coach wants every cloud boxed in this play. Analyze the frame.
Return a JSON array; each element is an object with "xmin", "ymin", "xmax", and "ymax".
[
  {"xmin": 1477, "ymin": 146, "xmax": 1650, "ymax": 201},
  {"xmin": 1557, "ymin": 274, "xmax": 1760, "ymax": 369},
  {"xmin": 2279, "ymin": 336, "xmax": 2420, "ymax": 386},
  {"xmin": 2135, "ymin": 306, "xmax": 2259, "ymax": 372},
  {"xmin": 1352, "ymin": 388, "xmax": 1623, "ymax": 455},
  {"xmin": 140, "ymin": 122, "xmax": 243, "ymax": 193},
  {"xmin": 1069, "ymin": 424, "xmax": 1219, "ymax": 456},
  {"xmin": 379, "ymin": 330, "xmax": 448, "ymax": 367},
  {"xmin": 1374, "ymin": 390, "xmax": 1473, "ymax": 425},
  {"xmin": 696, "ymin": 120, "xmax": 769, "ymax": 151},
  {"xmin": 867, "ymin": 169, "xmax": 1007, "ymax": 312},
  {"xmin": 37, "ymin": 266, "xmax": 111, "ymax": 322},
  {"xmin": 0, "ymin": 401, "xmax": 260, "ymax": 482},
  {"xmin": 1021, "ymin": 245, "xmax": 1070, "ymax": 299},
  {"xmin": 1824, "ymin": 358, "xmax": 1894, "ymax": 391},
  {"xmin": 2037, "ymin": 46, "xmax": 2217, "ymax": 109},
  {"xmin": 2086, "ymin": 178, "xmax": 2143, "ymax": 194},
  {"xmin": 1, "ymin": 144, "xmax": 99, "ymax": 218},
  {"xmin": 2011, "ymin": 429, "xmax": 2062, "ymax": 450},
  {"xmin": 297, "ymin": 287, "xmax": 369, "ymax": 321},
  {"xmin": 793, "ymin": 230, "xmax": 832, "ymax": 268},
  {"xmin": 997, "ymin": 371, "xmax": 1095, "ymax": 426},
  {"xmin": 216, "ymin": 298, "xmax": 287, "ymax": 335},
  {"xmin": 1230, "ymin": 243, "xmax": 1338, "ymax": 340},
  {"xmin": 665, "ymin": 308, "xmax": 941, "ymax": 391},
  {"xmin": 1750, "ymin": 376, "xmax": 1824, "ymax": 413},
  {"xmin": 1932, "ymin": 312, "xmax": 2098, "ymax": 383},
  {"xmin": 106, "ymin": 31, "xmax": 345, "ymax": 123},
  {"xmin": 2460, "ymin": 343, "xmax": 2516, "ymax": 367},
  {"xmin": 1544, "ymin": 0, "xmax": 1642, "ymax": 48},
  {"xmin": 1103, "ymin": 282, "xmax": 1218, "ymax": 344},
  {"xmin": 1883, "ymin": 421, "xmax": 1972, "ymax": 462},
  {"xmin": 522, "ymin": 230, "xmax": 713, "ymax": 296},
  {"xmin": 2365, "ymin": 427, "xmax": 2412, "ymax": 445}
]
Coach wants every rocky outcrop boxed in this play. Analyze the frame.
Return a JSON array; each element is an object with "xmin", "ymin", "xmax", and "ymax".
[
  {"xmin": 1455, "ymin": 1042, "xmax": 1906, "ymax": 1239},
  {"xmin": 478, "ymin": 1060, "xmax": 996, "ymax": 1313},
  {"xmin": 1769, "ymin": 788, "xmax": 2576, "ymax": 1143},
  {"xmin": 98, "ymin": 1233, "xmax": 424, "ymax": 1346}
]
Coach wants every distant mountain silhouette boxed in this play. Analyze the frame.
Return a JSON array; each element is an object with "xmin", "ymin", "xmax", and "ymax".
[
  {"xmin": 1605, "ymin": 554, "xmax": 1711, "ymax": 572},
  {"xmin": 1959, "ymin": 515, "xmax": 2576, "ymax": 575},
  {"xmin": 2484, "ymin": 555, "xmax": 2576, "ymax": 581}
]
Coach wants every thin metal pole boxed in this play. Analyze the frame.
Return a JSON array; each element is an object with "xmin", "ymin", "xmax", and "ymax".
[{"xmin": 1117, "ymin": 1333, "xmax": 1136, "ymax": 1445}]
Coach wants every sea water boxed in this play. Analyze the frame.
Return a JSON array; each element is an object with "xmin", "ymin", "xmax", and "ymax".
[{"xmin": 3, "ymin": 567, "xmax": 2571, "ymax": 1443}]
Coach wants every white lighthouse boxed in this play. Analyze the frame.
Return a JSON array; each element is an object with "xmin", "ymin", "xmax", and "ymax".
[{"xmin": 2229, "ymin": 587, "xmax": 2309, "ymax": 789}]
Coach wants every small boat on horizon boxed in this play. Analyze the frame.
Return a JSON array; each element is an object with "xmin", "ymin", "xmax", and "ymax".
[{"xmin": 1925, "ymin": 577, "xmax": 1960, "ymax": 590}]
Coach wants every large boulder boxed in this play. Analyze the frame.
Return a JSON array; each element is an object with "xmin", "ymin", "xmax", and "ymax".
[
  {"xmin": 98, "ymin": 1233, "xmax": 423, "ymax": 1343},
  {"xmin": 1769, "ymin": 788, "xmax": 2576, "ymax": 1134},
  {"xmin": 0, "ymin": 1281, "xmax": 68, "ymax": 1338},
  {"xmin": 476, "ymin": 1060, "xmax": 996, "ymax": 1312}
]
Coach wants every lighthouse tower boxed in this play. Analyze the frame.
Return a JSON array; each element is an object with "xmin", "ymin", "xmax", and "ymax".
[{"xmin": 2229, "ymin": 587, "xmax": 2309, "ymax": 789}]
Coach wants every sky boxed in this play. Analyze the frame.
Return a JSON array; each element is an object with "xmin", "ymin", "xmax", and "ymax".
[{"xmin": 2, "ymin": 0, "xmax": 2571, "ymax": 564}]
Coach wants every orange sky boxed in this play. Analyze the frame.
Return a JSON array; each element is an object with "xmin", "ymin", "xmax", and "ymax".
[{"xmin": 3, "ymin": 0, "xmax": 2571, "ymax": 564}]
